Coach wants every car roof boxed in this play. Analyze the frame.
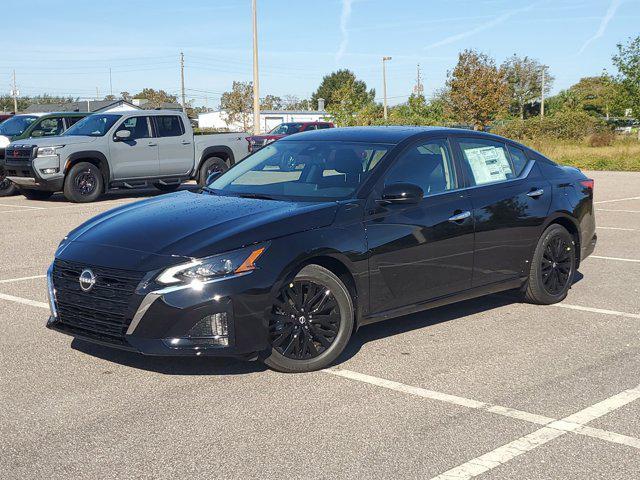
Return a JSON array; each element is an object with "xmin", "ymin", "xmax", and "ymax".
[
  {"xmin": 280, "ymin": 126, "xmax": 502, "ymax": 144},
  {"xmin": 17, "ymin": 112, "xmax": 86, "ymax": 118}
]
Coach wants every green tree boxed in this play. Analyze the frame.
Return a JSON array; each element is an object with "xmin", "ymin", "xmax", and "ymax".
[
  {"xmin": 612, "ymin": 35, "xmax": 640, "ymax": 131},
  {"xmin": 311, "ymin": 69, "xmax": 374, "ymax": 110},
  {"xmin": 260, "ymin": 95, "xmax": 283, "ymax": 110},
  {"xmin": 501, "ymin": 55, "xmax": 553, "ymax": 119},
  {"xmin": 566, "ymin": 75, "xmax": 623, "ymax": 118},
  {"xmin": 132, "ymin": 88, "xmax": 177, "ymax": 108},
  {"xmin": 326, "ymin": 76, "xmax": 376, "ymax": 126},
  {"xmin": 445, "ymin": 49, "xmax": 510, "ymax": 129},
  {"xmin": 219, "ymin": 81, "xmax": 253, "ymax": 131}
]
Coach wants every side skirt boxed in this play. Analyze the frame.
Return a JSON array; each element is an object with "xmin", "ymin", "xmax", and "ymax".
[{"xmin": 359, "ymin": 277, "xmax": 527, "ymax": 327}]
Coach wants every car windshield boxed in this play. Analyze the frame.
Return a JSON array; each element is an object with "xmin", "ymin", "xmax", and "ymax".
[
  {"xmin": 269, "ymin": 123, "xmax": 303, "ymax": 135},
  {"xmin": 0, "ymin": 115, "xmax": 38, "ymax": 136},
  {"xmin": 63, "ymin": 114, "xmax": 121, "ymax": 137},
  {"xmin": 209, "ymin": 140, "xmax": 393, "ymax": 201}
]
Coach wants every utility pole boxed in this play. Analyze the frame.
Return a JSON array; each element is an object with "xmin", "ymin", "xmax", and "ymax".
[
  {"xmin": 382, "ymin": 56, "xmax": 392, "ymax": 120},
  {"xmin": 540, "ymin": 65, "xmax": 547, "ymax": 118},
  {"xmin": 180, "ymin": 52, "xmax": 186, "ymax": 113},
  {"xmin": 96, "ymin": 87, "xmax": 100, "ymax": 100},
  {"xmin": 413, "ymin": 63, "xmax": 424, "ymax": 96},
  {"xmin": 252, "ymin": 0, "xmax": 261, "ymax": 134},
  {"xmin": 11, "ymin": 70, "xmax": 18, "ymax": 113},
  {"xmin": 109, "ymin": 68, "xmax": 113, "ymax": 97}
]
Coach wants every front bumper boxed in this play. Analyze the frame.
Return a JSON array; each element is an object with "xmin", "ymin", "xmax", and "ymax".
[
  {"xmin": 2, "ymin": 151, "xmax": 64, "ymax": 192},
  {"xmin": 46, "ymin": 260, "xmax": 274, "ymax": 358}
]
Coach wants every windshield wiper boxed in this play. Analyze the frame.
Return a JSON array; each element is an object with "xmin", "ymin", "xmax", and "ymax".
[
  {"xmin": 237, "ymin": 193, "xmax": 277, "ymax": 200},
  {"xmin": 200, "ymin": 186, "xmax": 218, "ymax": 195}
]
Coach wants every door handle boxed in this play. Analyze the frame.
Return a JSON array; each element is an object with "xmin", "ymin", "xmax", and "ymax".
[
  {"xmin": 148, "ymin": 142, "xmax": 157, "ymax": 147},
  {"xmin": 181, "ymin": 141, "xmax": 191, "ymax": 145},
  {"xmin": 527, "ymin": 188, "xmax": 544, "ymax": 198},
  {"xmin": 448, "ymin": 210, "xmax": 471, "ymax": 223}
]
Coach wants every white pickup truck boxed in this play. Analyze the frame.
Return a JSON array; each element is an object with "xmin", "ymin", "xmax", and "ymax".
[{"xmin": 3, "ymin": 110, "xmax": 248, "ymax": 202}]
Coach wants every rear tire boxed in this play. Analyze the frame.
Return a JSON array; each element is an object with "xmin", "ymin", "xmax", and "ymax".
[
  {"xmin": 19, "ymin": 189, "xmax": 53, "ymax": 201},
  {"xmin": 63, "ymin": 162, "xmax": 104, "ymax": 203},
  {"xmin": 0, "ymin": 166, "xmax": 17, "ymax": 196},
  {"xmin": 262, "ymin": 264, "xmax": 354, "ymax": 373},
  {"xmin": 198, "ymin": 157, "xmax": 228, "ymax": 187},
  {"xmin": 523, "ymin": 224, "xmax": 576, "ymax": 305},
  {"xmin": 153, "ymin": 182, "xmax": 180, "ymax": 193}
]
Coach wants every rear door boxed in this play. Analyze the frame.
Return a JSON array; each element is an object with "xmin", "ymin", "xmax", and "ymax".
[
  {"xmin": 452, "ymin": 136, "xmax": 551, "ymax": 287},
  {"xmin": 366, "ymin": 136, "xmax": 475, "ymax": 313},
  {"xmin": 153, "ymin": 115, "xmax": 193, "ymax": 176},
  {"xmin": 109, "ymin": 116, "xmax": 158, "ymax": 179}
]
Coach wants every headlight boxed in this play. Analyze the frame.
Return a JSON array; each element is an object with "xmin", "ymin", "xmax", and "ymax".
[
  {"xmin": 37, "ymin": 145, "xmax": 64, "ymax": 157},
  {"xmin": 156, "ymin": 244, "xmax": 268, "ymax": 285}
]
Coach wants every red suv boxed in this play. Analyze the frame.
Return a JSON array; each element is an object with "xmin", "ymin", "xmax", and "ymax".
[{"xmin": 246, "ymin": 121, "xmax": 334, "ymax": 153}]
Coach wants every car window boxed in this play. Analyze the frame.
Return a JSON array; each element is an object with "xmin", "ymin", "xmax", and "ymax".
[
  {"xmin": 458, "ymin": 139, "xmax": 515, "ymax": 186},
  {"xmin": 507, "ymin": 145, "xmax": 529, "ymax": 176},
  {"xmin": 316, "ymin": 123, "xmax": 331, "ymax": 130},
  {"xmin": 64, "ymin": 117, "xmax": 83, "ymax": 129},
  {"xmin": 30, "ymin": 117, "xmax": 65, "ymax": 137},
  {"xmin": 0, "ymin": 115, "xmax": 38, "ymax": 136},
  {"xmin": 115, "ymin": 117, "xmax": 151, "ymax": 140},
  {"xmin": 64, "ymin": 114, "xmax": 121, "ymax": 137},
  {"xmin": 304, "ymin": 125, "xmax": 317, "ymax": 131},
  {"xmin": 384, "ymin": 139, "xmax": 456, "ymax": 196},
  {"xmin": 155, "ymin": 115, "xmax": 185, "ymax": 137}
]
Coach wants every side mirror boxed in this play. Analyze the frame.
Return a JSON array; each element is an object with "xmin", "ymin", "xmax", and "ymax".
[
  {"xmin": 205, "ymin": 171, "xmax": 222, "ymax": 185},
  {"xmin": 377, "ymin": 183, "xmax": 423, "ymax": 205},
  {"xmin": 114, "ymin": 130, "xmax": 131, "ymax": 141}
]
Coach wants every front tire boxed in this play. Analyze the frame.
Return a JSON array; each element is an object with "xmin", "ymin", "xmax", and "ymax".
[
  {"xmin": 198, "ymin": 156, "xmax": 228, "ymax": 187},
  {"xmin": 263, "ymin": 264, "xmax": 354, "ymax": 373},
  {"xmin": 523, "ymin": 224, "xmax": 576, "ymax": 305},
  {"xmin": 0, "ymin": 166, "xmax": 17, "ymax": 196},
  {"xmin": 19, "ymin": 188, "xmax": 53, "ymax": 200},
  {"xmin": 63, "ymin": 162, "xmax": 104, "ymax": 203}
]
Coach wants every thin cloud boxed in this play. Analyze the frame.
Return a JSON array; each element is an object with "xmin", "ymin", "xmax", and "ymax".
[
  {"xmin": 424, "ymin": 3, "xmax": 537, "ymax": 51},
  {"xmin": 578, "ymin": 0, "xmax": 622, "ymax": 54},
  {"xmin": 336, "ymin": 0, "xmax": 354, "ymax": 64}
]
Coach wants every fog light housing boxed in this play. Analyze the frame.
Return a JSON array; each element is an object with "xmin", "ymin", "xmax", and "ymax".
[
  {"xmin": 163, "ymin": 313, "xmax": 230, "ymax": 350},
  {"xmin": 40, "ymin": 168, "xmax": 59, "ymax": 174}
]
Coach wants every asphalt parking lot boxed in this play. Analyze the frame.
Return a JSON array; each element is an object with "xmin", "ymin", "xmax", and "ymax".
[{"xmin": 1, "ymin": 171, "xmax": 639, "ymax": 479}]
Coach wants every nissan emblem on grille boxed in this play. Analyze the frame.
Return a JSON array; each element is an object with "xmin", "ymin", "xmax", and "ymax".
[{"xmin": 79, "ymin": 269, "xmax": 96, "ymax": 292}]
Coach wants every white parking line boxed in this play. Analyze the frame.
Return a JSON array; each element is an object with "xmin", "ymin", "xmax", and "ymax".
[
  {"xmin": 0, "ymin": 292, "xmax": 48, "ymax": 309},
  {"xmin": 551, "ymin": 303, "xmax": 640, "ymax": 320},
  {"xmin": 595, "ymin": 196, "xmax": 640, "ymax": 204},
  {"xmin": 0, "ymin": 202, "xmax": 45, "ymax": 210},
  {"xmin": 590, "ymin": 255, "xmax": 640, "ymax": 263},
  {"xmin": 597, "ymin": 209, "xmax": 640, "ymax": 213},
  {"xmin": 598, "ymin": 226, "xmax": 639, "ymax": 232},
  {"xmin": 0, "ymin": 274, "xmax": 47, "ymax": 284}
]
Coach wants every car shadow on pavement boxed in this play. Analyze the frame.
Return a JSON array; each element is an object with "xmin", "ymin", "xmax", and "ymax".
[
  {"xmin": 42, "ymin": 184, "xmax": 200, "ymax": 204},
  {"xmin": 70, "ymin": 339, "xmax": 268, "ymax": 376}
]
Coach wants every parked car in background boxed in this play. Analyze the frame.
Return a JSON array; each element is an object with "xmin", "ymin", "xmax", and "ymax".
[
  {"xmin": 4, "ymin": 110, "xmax": 248, "ymax": 202},
  {"xmin": 0, "ymin": 113, "xmax": 13, "ymax": 123},
  {"xmin": 246, "ymin": 121, "xmax": 334, "ymax": 153},
  {"xmin": 0, "ymin": 112, "xmax": 87, "ymax": 196},
  {"xmin": 46, "ymin": 127, "xmax": 596, "ymax": 372}
]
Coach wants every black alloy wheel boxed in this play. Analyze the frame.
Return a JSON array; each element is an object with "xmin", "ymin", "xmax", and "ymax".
[
  {"xmin": 75, "ymin": 170, "xmax": 98, "ymax": 196},
  {"xmin": 0, "ymin": 165, "xmax": 17, "ymax": 196},
  {"xmin": 270, "ymin": 280, "xmax": 341, "ymax": 360},
  {"xmin": 541, "ymin": 234, "xmax": 573, "ymax": 296},
  {"xmin": 263, "ymin": 264, "xmax": 354, "ymax": 373},
  {"xmin": 63, "ymin": 162, "xmax": 104, "ymax": 203},
  {"xmin": 523, "ymin": 224, "xmax": 576, "ymax": 305}
]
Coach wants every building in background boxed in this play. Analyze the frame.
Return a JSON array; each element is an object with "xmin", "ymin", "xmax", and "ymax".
[
  {"xmin": 24, "ymin": 99, "xmax": 182, "ymax": 114},
  {"xmin": 198, "ymin": 109, "xmax": 331, "ymax": 132}
]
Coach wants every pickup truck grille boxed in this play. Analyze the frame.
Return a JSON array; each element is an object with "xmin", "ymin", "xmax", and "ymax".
[
  {"xmin": 52, "ymin": 260, "xmax": 145, "ymax": 344},
  {"xmin": 4, "ymin": 145, "xmax": 35, "ymax": 164}
]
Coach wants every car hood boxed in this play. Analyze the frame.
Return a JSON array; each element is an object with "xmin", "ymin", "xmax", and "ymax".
[
  {"xmin": 59, "ymin": 190, "xmax": 338, "ymax": 268},
  {"xmin": 11, "ymin": 135, "xmax": 98, "ymax": 147}
]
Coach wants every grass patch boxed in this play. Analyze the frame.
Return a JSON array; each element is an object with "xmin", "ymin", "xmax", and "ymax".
[{"xmin": 524, "ymin": 136, "xmax": 640, "ymax": 171}]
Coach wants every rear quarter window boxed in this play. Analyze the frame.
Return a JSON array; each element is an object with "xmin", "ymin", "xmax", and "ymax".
[{"xmin": 155, "ymin": 116, "xmax": 185, "ymax": 137}]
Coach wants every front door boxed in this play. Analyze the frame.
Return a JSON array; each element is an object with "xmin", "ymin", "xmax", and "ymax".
[
  {"xmin": 453, "ymin": 137, "xmax": 552, "ymax": 287},
  {"xmin": 366, "ymin": 137, "xmax": 474, "ymax": 314},
  {"xmin": 109, "ymin": 116, "xmax": 158, "ymax": 180},
  {"xmin": 153, "ymin": 115, "xmax": 194, "ymax": 176}
]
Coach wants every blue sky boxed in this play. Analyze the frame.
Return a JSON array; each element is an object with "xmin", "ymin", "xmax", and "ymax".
[{"xmin": 1, "ymin": 0, "xmax": 638, "ymax": 107}]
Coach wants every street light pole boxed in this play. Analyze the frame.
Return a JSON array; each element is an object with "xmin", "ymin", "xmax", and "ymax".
[
  {"xmin": 540, "ymin": 65, "xmax": 547, "ymax": 118},
  {"xmin": 252, "ymin": 0, "xmax": 261, "ymax": 134},
  {"xmin": 382, "ymin": 56, "xmax": 392, "ymax": 120}
]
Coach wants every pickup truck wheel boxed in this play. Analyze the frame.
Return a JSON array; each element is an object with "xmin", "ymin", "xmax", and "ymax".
[
  {"xmin": 198, "ymin": 157, "xmax": 228, "ymax": 187},
  {"xmin": 153, "ymin": 182, "xmax": 180, "ymax": 192},
  {"xmin": 0, "ymin": 166, "xmax": 17, "ymax": 196},
  {"xmin": 64, "ymin": 162, "xmax": 104, "ymax": 203},
  {"xmin": 19, "ymin": 189, "xmax": 53, "ymax": 200}
]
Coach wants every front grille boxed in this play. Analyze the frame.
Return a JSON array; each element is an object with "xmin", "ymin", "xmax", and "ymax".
[
  {"xmin": 52, "ymin": 259, "xmax": 145, "ymax": 344},
  {"xmin": 5, "ymin": 145, "xmax": 34, "ymax": 164},
  {"xmin": 0, "ymin": 148, "xmax": 5, "ymax": 160}
]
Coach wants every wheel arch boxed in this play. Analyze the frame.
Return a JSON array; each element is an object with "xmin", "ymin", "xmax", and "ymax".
[
  {"xmin": 197, "ymin": 146, "xmax": 235, "ymax": 180},
  {"xmin": 543, "ymin": 212, "xmax": 582, "ymax": 267},
  {"xmin": 64, "ymin": 151, "xmax": 111, "ymax": 191}
]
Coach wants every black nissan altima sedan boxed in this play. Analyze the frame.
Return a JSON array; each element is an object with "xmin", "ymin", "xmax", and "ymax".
[{"xmin": 46, "ymin": 127, "xmax": 597, "ymax": 372}]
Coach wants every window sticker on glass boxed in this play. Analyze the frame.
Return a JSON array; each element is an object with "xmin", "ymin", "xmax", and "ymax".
[{"xmin": 463, "ymin": 145, "xmax": 513, "ymax": 185}]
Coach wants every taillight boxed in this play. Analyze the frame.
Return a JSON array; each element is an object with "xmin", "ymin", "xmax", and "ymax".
[{"xmin": 580, "ymin": 179, "xmax": 594, "ymax": 190}]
